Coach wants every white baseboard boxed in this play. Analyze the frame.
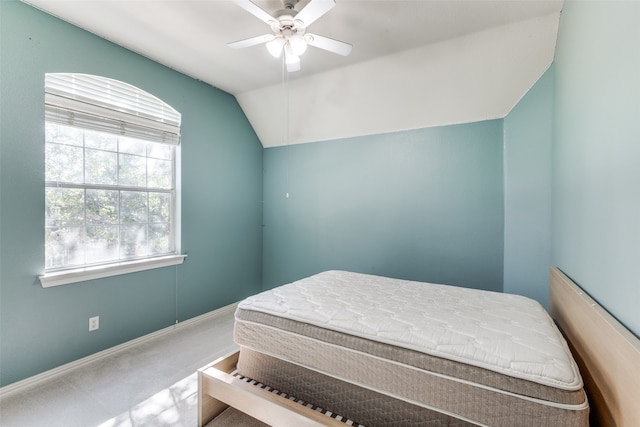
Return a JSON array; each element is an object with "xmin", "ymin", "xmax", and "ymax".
[{"xmin": 0, "ymin": 302, "xmax": 238, "ymax": 399}]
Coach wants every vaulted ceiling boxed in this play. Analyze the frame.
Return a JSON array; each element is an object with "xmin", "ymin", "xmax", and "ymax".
[{"xmin": 23, "ymin": 0, "xmax": 563, "ymax": 147}]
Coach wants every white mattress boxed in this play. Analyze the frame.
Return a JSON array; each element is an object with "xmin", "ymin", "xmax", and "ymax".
[{"xmin": 237, "ymin": 270, "xmax": 583, "ymax": 391}]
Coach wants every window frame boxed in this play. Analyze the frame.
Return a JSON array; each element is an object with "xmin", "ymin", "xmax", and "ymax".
[{"xmin": 39, "ymin": 74, "xmax": 184, "ymax": 288}]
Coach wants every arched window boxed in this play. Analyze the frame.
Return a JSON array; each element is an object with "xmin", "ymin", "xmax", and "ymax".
[{"xmin": 41, "ymin": 74, "xmax": 184, "ymax": 287}]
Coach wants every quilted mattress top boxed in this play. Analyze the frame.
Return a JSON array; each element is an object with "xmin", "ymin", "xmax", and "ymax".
[{"xmin": 237, "ymin": 271, "xmax": 583, "ymax": 390}]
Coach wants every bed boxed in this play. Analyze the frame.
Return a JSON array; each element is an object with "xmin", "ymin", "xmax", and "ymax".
[{"xmin": 198, "ymin": 268, "xmax": 639, "ymax": 426}]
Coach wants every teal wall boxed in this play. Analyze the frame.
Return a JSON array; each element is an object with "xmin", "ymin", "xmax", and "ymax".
[
  {"xmin": 551, "ymin": 0, "xmax": 640, "ymax": 336},
  {"xmin": 263, "ymin": 121, "xmax": 505, "ymax": 291},
  {"xmin": 0, "ymin": 1, "xmax": 263, "ymax": 387},
  {"xmin": 503, "ymin": 66, "xmax": 554, "ymax": 307}
]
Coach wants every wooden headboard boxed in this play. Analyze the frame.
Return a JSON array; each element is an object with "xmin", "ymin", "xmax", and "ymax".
[{"xmin": 549, "ymin": 267, "xmax": 640, "ymax": 427}]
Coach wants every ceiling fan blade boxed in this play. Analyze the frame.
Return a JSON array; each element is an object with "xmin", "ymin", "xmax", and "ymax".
[
  {"xmin": 305, "ymin": 33, "xmax": 352, "ymax": 56},
  {"xmin": 228, "ymin": 34, "xmax": 275, "ymax": 49},
  {"xmin": 294, "ymin": 0, "xmax": 335, "ymax": 28},
  {"xmin": 233, "ymin": 0, "xmax": 277, "ymax": 26}
]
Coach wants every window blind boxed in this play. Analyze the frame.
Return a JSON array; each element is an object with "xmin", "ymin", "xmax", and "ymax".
[{"xmin": 45, "ymin": 74, "xmax": 181, "ymax": 145}]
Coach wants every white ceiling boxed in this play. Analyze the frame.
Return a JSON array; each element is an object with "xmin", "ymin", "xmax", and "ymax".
[{"xmin": 23, "ymin": 0, "xmax": 564, "ymax": 147}]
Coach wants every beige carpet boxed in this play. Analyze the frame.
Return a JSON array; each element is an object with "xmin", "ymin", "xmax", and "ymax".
[{"xmin": 204, "ymin": 407, "xmax": 270, "ymax": 427}]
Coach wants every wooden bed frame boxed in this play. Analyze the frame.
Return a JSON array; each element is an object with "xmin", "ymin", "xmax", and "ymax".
[
  {"xmin": 198, "ymin": 350, "xmax": 349, "ymax": 426},
  {"xmin": 198, "ymin": 267, "xmax": 640, "ymax": 426},
  {"xmin": 549, "ymin": 267, "xmax": 640, "ymax": 427}
]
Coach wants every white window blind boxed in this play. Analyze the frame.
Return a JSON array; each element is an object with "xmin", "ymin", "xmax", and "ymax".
[
  {"xmin": 40, "ymin": 73, "xmax": 184, "ymax": 286},
  {"xmin": 45, "ymin": 74, "xmax": 181, "ymax": 145}
]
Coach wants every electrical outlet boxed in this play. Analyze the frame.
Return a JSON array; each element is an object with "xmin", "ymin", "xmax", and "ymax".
[{"xmin": 89, "ymin": 316, "xmax": 99, "ymax": 331}]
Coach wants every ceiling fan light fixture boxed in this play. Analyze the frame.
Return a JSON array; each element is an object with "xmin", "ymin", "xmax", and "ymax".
[
  {"xmin": 288, "ymin": 34, "xmax": 307, "ymax": 56},
  {"xmin": 284, "ymin": 45, "xmax": 301, "ymax": 72},
  {"xmin": 284, "ymin": 47, "xmax": 300, "ymax": 65},
  {"xmin": 266, "ymin": 37, "xmax": 286, "ymax": 58},
  {"xmin": 228, "ymin": 0, "xmax": 349, "ymax": 72},
  {"xmin": 285, "ymin": 53, "xmax": 301, "ymax": 72}
]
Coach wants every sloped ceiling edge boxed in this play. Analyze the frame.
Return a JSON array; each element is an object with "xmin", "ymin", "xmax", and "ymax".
[{"xmin": 237, "ymin": 12, "xmax": 561, "ymax": 148}]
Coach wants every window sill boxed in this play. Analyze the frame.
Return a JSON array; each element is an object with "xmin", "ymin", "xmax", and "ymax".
[{"xmin": 39, "ymin": 255, "xmax": 186, "ymax": 288}]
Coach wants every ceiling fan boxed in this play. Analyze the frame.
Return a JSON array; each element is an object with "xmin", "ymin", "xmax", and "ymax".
[{"xmin": 228, "ymin": 0, "xmax": 352, "ymax": 72}]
